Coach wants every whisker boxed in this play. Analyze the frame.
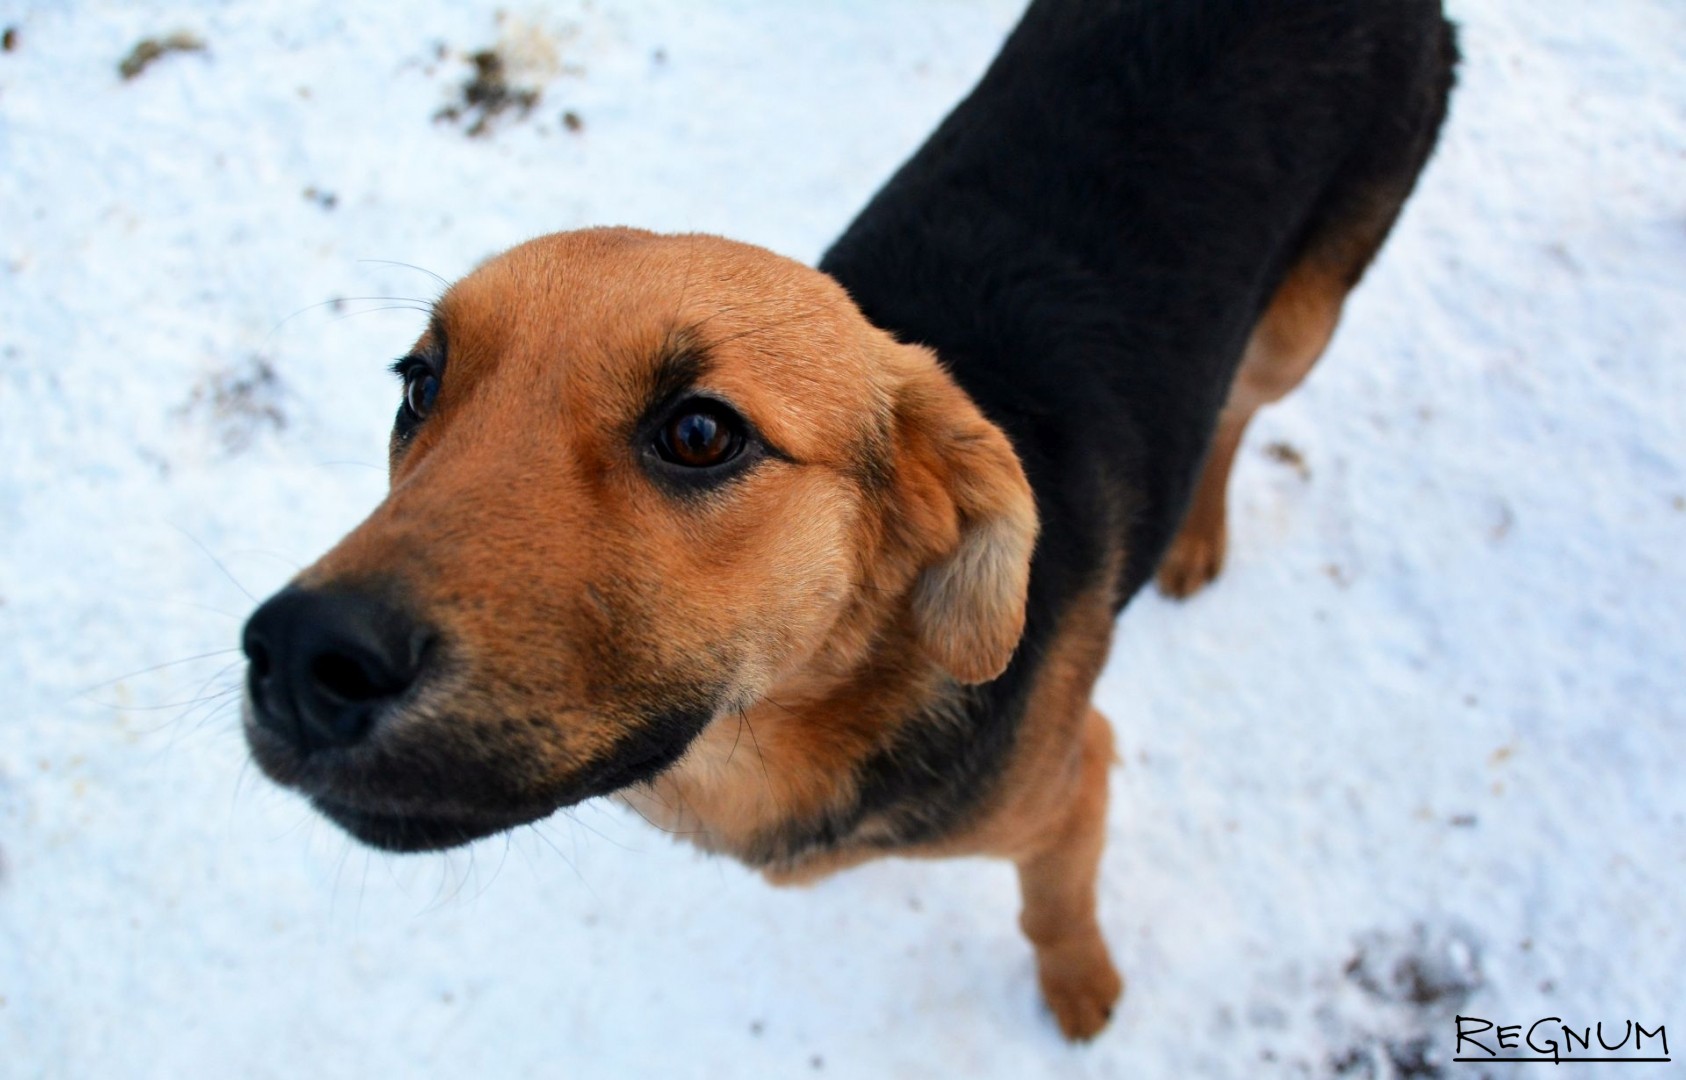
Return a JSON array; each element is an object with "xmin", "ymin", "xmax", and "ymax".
[
  {"xmin": 449, "ymin": 844, "xmax": 477, "ymax": 909},
  {"xmin": 229, "ymin": 756, "xmax": 256, "ymax": 815},
  {"xmin": 725, "ymin": 707, "xmax": 746, "ymax": 766},
  {"xmin": 330, "ymin": 835, "xmax": 357, "ymax": 922},
  {"xmin": 738, "ymin": 707, "xmax": 773, "ymax": 796},
  {"xmin": 93, "ymin": 683, "xmax": 241, "ymax": 715},
  {"xmin": 77, "ymin": 647, "xmax": 242, "ymax": 695},
  {"xmin": 671, "ymin": 777, "xmax": 700, "ymax": 837},
  {"xmin": 171, "ymin": 524, "xmax": 258, "ymax": 603},
  {"xmin": 355, "ymin": 258, "xmax": 450, "ymax": 291},
  {"xmin": 330, "ymin": 304, "xmax": 434, "ymax": 325},
  {"xmin": 265, "ymin": 295, "xmax": 437, "ymax": 342},
  {"xmin": 421, "ymin": 853, "xmax": 454, "ymax": 914},
  {"xmin": 558, "ymin": 806, "xmax": 637, "ymax": 852},
  {"xmin": 357, "ymin": 849, "xmax": 372, "ymax": 934},
  {"xmin": 616, "ymin": 790, "xmax": 700, "ymax": 837},
  {"xmin": 185, "ymin": 694, "xmax": 246, "ymax": 736},
  {"xmin": 471, "ymin": 833, "xmax": 513, "ymax": 901},
  {"xmin": 157, "ymin": 598, "xmax": 248, "ymax": 622},
  {"xmin": 219, "ymin": 549, "xmax": 303, "ymax": 574},
  {"xmin": 566, "ymin": 811, "xmax": 582, "ymax": 874},
  {"xmin": 627, "ymin": 775, "xmax": 677, "ymax": 815},
  {"xmin": 170, "ymin": 653, "xmax": 246, "ymax": 711},
  {"xmin": 527, "ymin": 820, "xmax": 599, "ymax": 900},
  {"xmin": 157, "ymin": 695, "xmax": 241, "ymax": 753},
  {"xmin": 123, "ymin": 657, "xmax": 244, "ymax": 715}
]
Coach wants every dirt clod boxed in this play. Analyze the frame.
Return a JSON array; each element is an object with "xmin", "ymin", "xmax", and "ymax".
[
  {"xmin": 119, "ymin": 32, "xmax": 205, "ymax": 80},
  {"xmin": 1264, "ymin": 440, "xmax": 1311, "ymax": 479},
  {"xmin": 436, "ymin": 48, "xmax": 541, "ymax": 137}
]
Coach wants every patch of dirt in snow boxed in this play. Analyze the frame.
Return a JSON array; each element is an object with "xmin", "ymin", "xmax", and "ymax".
[
  {"xmin": 434, "ymin": 16, "xmax": 582, "ymax": 137},
  {"xmin": 177, "ymin": 356, "xmax": 287, "ymax": 453}
]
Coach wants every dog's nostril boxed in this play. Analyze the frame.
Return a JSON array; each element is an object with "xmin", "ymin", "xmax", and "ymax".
[{"xmin": 310, "ymin": 651, "xmax": 385, "ymax": 703}]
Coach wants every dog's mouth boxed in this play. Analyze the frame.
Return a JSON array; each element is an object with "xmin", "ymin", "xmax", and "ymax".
[
  {"xmin": 246, "ymin": 699, "xmax": 715, "ymax": 853},
  {"xmin": 306, "ymin": 735, "xmax": 694, "ymax": 852}
]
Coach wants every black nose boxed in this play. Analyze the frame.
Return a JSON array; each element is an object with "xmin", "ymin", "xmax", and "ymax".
[{"xmin": 241, "ymin": 585, "xmax": 431, "ymax": 752}]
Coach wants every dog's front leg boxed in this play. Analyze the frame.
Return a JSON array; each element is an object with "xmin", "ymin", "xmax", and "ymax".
[{"xmin": 1014, "ymin": 705, "xmax": 1123, "ymax": 1041}]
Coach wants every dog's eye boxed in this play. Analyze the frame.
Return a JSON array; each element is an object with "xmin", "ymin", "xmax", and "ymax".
[
  {"xmin": 655, "ymin": 402, "xmax": 744, "ymax": 468},
  {"xmin": 403, "ymin": 369, "xmax": 440, "ymax": 421}
]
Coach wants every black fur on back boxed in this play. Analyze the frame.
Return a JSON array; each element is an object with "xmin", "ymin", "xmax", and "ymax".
[{"xmin": 764, "ymin": 0, "xmax": 1458, "ymax": 861}]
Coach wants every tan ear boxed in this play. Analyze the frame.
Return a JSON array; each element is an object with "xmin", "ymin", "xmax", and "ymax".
[{"xmin": 887, "ymin": 347, "xmax": 1039, "ymax": 684}]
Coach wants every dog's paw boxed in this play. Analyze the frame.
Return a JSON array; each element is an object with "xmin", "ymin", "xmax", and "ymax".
[
  {"xmin": 1155, "ymin": 525, "xmax": 1227, "ymax": 599},
  {"xmin": 1037, "ymin": 945, "xmax": 1124, "ymax": 1042}
]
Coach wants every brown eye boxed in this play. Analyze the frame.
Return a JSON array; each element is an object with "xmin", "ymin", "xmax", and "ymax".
[
  {"xmin": 656, "ymin": 403, "xmax": 744, "ymax": 468},
  {"xmin": 404, "ymin": 370, "xmax": 440, "ymax": 420}
]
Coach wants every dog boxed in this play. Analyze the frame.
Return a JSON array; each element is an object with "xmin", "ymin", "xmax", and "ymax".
[{"xmin": 241, "ymin": 0, "xmax": 1456, "ymax": 1040}]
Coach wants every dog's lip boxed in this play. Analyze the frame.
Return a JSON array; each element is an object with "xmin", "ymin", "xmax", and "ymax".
[
  {"xmin": 302, "ymin": 739, "xmax": 691, "ymax": 853},
  {"xmin": 309, "ymin": 794, "xmax": 547, "ymax": 853},
  {"xmin": 570, "ymin": 736, "xmax": 694, "ymax": 801},
  {"xmin": 243, "ymin": 696, "xmax": 713, "ymax": 851}
]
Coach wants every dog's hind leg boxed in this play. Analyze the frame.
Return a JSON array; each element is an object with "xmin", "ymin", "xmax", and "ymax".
[
  {"xmin": 1156, "ymin": 14, "xmax": 1456, "ymax": 600},
  {"xmin": 1155, "ymin": 254, "xmax": 1350, "ymax": 599},
  {"xmin": 1014, "ymin": 704, "xmax": 1122, "ymax": 1040}
]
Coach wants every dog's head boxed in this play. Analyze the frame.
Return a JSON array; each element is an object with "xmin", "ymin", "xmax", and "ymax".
[{"xmin": 241, "ymin": 228, "xmax": 1036, "ymax": 851}]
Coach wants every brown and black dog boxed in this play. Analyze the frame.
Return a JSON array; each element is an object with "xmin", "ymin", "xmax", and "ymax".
[{"xmin": 241, "ymin": 0, "xmax": 1455, "ymax": 1040}]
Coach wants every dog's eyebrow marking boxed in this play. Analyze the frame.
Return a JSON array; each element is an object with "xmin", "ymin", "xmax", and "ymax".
[{"xmin": 645, "ymin": 328, "xmax": 710, "ymax": 406}]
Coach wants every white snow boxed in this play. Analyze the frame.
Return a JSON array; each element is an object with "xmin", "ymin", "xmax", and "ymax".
[{"xmin": 2, "ymin": 2, "xmax": 1683, "ymax": 1077}]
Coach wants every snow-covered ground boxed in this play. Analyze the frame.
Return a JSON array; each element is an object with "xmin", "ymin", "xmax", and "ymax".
[{"xmin": 3, "ymin": 2, "xmax": 1683, "ymax": 1076}]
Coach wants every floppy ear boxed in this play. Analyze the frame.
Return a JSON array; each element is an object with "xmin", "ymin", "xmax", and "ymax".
[{"xmin": 886, "ymin": 346, "xmax": 1039, "ymax": 684}]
